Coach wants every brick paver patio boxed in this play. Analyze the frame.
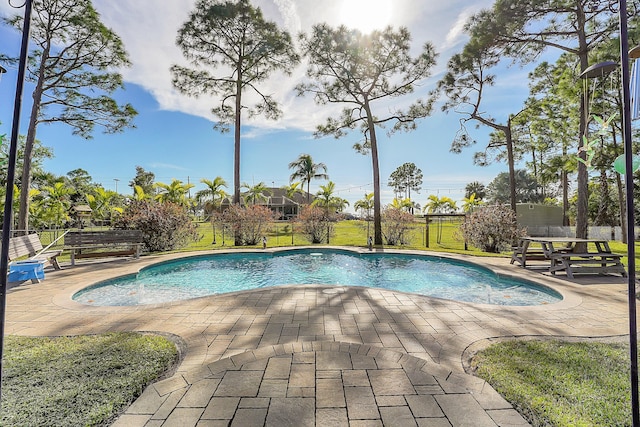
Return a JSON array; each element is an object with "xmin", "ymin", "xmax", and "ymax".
[{"xmin": 5, "ymin": 248, "xmax": 632, "ymax": 426}]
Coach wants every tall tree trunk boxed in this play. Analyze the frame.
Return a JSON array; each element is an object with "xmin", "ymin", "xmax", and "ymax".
[
  {"xmin": 575, "ymin": 3, "xmax": 589, "ymax": 242},
  {"xmin": 234, "ymin": 65, "xmax": 243, "ymax": 246},
  {"xmin": 234, "ymin": 76, "xmax": 242, "ymax": 206},
  {"xmin": 365, "ymin": 103, "xmax": 383, "ymax": 245},
  {"xmin": 562, "ymin": 145, "xmax": 570, "ymax": 226},
  {"xmin": 18, "ymin": 44, "xmax": 49, "ymax": 235},
  {"xmin": 505, "ymin": 119, "xmax": 517, "ymax": 213}
]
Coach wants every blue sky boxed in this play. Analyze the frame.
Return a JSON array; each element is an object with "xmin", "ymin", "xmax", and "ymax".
[{"xmin": 0, "ymin": 0, "xmax": 534, "ymax": 212}]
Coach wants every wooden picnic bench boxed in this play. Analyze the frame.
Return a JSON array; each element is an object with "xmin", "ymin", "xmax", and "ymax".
[
  {"xmin": 64, "ymin": 230, "xmax": 144, "ymax": 266},
  {"xmin": 511, "ymin": 236, "xmax": 627, "ymax": 278},
  {"xmin": 8, "ymin": 233, "xmax": 62, "ymax": 270},
  {"xmin": 549, "ymin": 251, "xmax": 627, "ymax": 279}
]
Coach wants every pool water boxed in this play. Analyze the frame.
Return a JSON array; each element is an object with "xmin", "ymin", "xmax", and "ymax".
[{"xmin": 73, "ymin": 249, "xmax": 562, "ymax": 306}]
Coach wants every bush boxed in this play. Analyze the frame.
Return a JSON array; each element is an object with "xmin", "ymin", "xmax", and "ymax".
[
  {"xmin": 296, "ymin": 206, "xmax": 333, "ymax": 244},
  {"xmin": 382, "ymin": 207, "xmax": 415, "ymax": 245},
  {"xmin": 221, "ymin": 205, "xmax": 274, "ymax": 246},
  {"xmin": 115, "ymin": 200, "xmax": 200, "ymax": 252},
  {"xmin": 458, "ymin": 204, "xmax": 524, "ymax": 253}
]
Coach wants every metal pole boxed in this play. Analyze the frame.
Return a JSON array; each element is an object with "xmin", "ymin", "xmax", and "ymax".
[
  {"xmin": 618, "ymin": 1, "xmax": 639, "ymax": 424},
  {"xmin": 0, "ymin": 0, "xmax": 32, "ymax": 402}
]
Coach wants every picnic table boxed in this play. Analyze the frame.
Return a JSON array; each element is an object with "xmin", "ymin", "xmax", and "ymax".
[{"xmin": 511, "ymin": 236, "xmax": 627, "ymax": 278}]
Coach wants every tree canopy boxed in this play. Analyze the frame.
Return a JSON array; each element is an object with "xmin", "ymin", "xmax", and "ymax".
[
  {"xmin": 4, "ymin": 0, "xmax": 137, "ymax": 232},
  {"xmin": 388, "ymin": 162, "xmax": 423, "ymax": 200},
  {"xmin": 172, "ymin": 0, "xmax": 299, "ymax": 205},
  {"xmin": 297, "ymin": 24, "xmax": 436, "ymax": 244},
  {"xmin": 463, "ymin": 0, "xmax": 632, "ymax": 237}
]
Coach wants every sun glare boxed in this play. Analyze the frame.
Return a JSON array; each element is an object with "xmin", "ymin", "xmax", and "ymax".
[{"xmin": 339, "ymin": 0, "xmax": 393, "ymax": 34}]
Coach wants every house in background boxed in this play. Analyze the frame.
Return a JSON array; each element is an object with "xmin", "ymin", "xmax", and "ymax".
[{"xmin": 220, "ymin": 187, "xmax": 316, "ymax": 219}]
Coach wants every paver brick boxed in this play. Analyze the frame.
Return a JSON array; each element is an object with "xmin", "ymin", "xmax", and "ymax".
[
  {"xmin": 265, "ymin": 398, "xmax": 315, "ymax": 427},
  {"xmin": 368, "ymin": 369, "xmax": 415, "ymax": 396},
  {"xmin": 316, "ymin": 408, "xmax": 349, "ymax": 427},
  {"xmin": 342, "ymin": 369, "xmax": 370, "ymax": 387},
  {"xmin": 264, "ymin": 356, "xmax": 292, "ymax": 379},
  {"xmin": 215, "ymin": 371, "xmax": 263, "ymax": 397},
  {"xmin": 375, "ymin": 395, "xmax": 406, "ymax": 406},
  {"xmin": 406, "ymin": 395, "xmax": 444, "ymax": 418},
  {"xmin": 230, "ymin": 408, "xmax": 268, "ymax": 427},
  {"xmin": 380, "ymin": 406, "xmax": 418, "ymax": 427},
  {"xmin": 317, "ymin": 378, "xmax": 346, "ymax": 408},
  {"xmin": 436, "ymin": 394, "xmax": 498, "ymax": 427},
  {"xmin": 345, "ymin": 386, "xmax": 379, "ymax": 420},
  {"xmin": 288, "ymin": 363, "xmax": 315, "ymax": 388},
  {"xmin": 163, "ymin": 407, "xmax": 205, "ymax": 427},
  {"xmin": 178, "ymin": 379, "xmax": 221, "ymax": 408},
  {"xmin": 258, "ymin": 379, "xmax": 288, "ymax": 397},
  {"xmin": 202, "ymin": 397, "xmax": 240, "ymax": 420},
  {"xmin": 125, "ymin": 386, "xmax": 168, "ymax": 414}
]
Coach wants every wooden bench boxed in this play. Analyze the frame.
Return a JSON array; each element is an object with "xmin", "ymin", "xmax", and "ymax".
[
  {"xmin": 549, "ymin": 252, "xmax": 627, "ymax": 279},
  {"xmin": 8, "ymin": 233, "xmax": 62, "ymax": 270},
  {"xmin": 510, "ymin": 246, "xmax": 547, "ymax": 266},
  {"xmin": 64, "ymin": 230, "xmax": 144, "ymax": 265}
]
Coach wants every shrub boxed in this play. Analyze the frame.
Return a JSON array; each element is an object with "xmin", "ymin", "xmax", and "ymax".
[
  {"xmin": 114, "ymin": 200, "xmax": 200, "ymax": 252},
  {"xmin": 458, "ymin": 204, "xmax": 524, "ymax": 253},
  {"xmin": 221, "ymin": 205, "xmax": 274, "ymax": 245},
  {"xmin": 296, "ymin": 205, "xmax": 333, "ymax": 244},
  {"xmin": 382, "ymin": 207, "xmax": 415, "ymax": 245}
]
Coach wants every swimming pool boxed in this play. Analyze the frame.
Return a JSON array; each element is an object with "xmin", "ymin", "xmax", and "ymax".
[{"xmin": 72, "ymin": 248, "xmax": 562, "ymax": 306}]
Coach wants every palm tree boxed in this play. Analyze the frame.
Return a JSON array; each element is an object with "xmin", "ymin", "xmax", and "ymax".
[
  {"xmin": 354, "ymin": 192, "xmax": 375, "ymax": 240},
  {"xmin": 242, "ymin": 182, "xmax": 271, "ymax": 205},
  {"xmin": 197, "ymin": 177, "xmax": 228, "ymax": 244},
  {"xmin": 197, "ymin": 177, "xmax": 228, "ymax": 218},
  {"xmin": 282, "ymin": 181, "xmax": 304, "ymax": 201},
  {"xmin": 312, "ymin": 181, "xmax": 349, "ymax": 213},
  {"xmin": 40, "ymin": 182, "xmax": 73, "ymax": 229},
  {"xmin": 390, "ymin": 197, "xmax": 414, "ymax": 212},
  {"xmin": 423, "ymin": 195, "xmax": 457, "ymax": 244},
  {"xmin": 288, "ymin": 154, "xmax": 329, "ymax": 204},
  {"xmin": 132, "ymin": 185, "xmax": 150, "ymax": 201},
  {"xmin": 312, "ymin": 181, "xmax": 335, "ymax": 212},
  {"xmin": 154, "ymin": 179, "xmax": 194, "ymax": 206},
  {"xmin": 464, "ymin": 181, "xmax": 486, "ymax": 200},
  {"xmin": 354, "ymin": 193, "xmax": 374, "ymax": 220},
  {"xmin": 86, "ymin": 187, "xmax": 121, "ymax": 225},
  {"xmin": 462, "ymin": 193, "xmax": 483, "ymax": 213}
]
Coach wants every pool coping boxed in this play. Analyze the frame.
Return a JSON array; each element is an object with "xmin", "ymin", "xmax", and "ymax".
[{"xmin": 55, "ymin": 246, "xmax": 580, "ymax": 313}]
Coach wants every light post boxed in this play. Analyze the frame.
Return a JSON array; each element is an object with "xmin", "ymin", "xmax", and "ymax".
[
  {"xmin": 0, "ymin": 0, "xmax": 32, "ymax": 403},
  {"xmin": 586, "ymin": 1, "xmax": 640, "ymax": 424},
  {"xmin": 617, "ymin": 2, "xmax": 639, "ymax": 423},
  {"xmin": 113, "ymin": 178, "xmax": 119, "ymax": 193},
  {"xmin": 577, "ymin": 5, "xmax": 638, "ymax": 424}
]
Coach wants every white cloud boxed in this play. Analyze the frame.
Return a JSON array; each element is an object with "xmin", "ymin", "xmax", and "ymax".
[
  {"xmin": 89, "ymin": 1, "xmax": 498, "ymax": 135},
  {"xmin": 148, "ymin": 162, "xmax": 188, "ymax": 171}
]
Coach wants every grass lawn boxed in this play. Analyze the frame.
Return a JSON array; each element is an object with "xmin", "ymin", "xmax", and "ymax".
[
  {"xmin": 186, "ymin": 218, "xmax": 475, "ymax": 254},
  {"xmin": 472, "ymin": 339, "xmax": 633, "ymax": 427},
  {"xmin": 1, "ymin": 333, "xmax": 178, "ymax": 427}
]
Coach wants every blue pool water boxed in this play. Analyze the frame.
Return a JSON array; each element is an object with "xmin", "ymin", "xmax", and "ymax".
[{"xmin": 73, "ymin": 249, "xmax": 562, "ymax": 306}]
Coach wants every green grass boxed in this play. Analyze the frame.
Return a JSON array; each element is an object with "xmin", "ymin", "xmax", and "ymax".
[
  {"xmin": 177, "ymin": 219, "xmax": 640, "ymax": 268},
  {"xmin": 472, "ymin": 340, "xmax": 633, "ymax": 427},
  {"xmin": 186, "ymin": 218, "xmax": 474, "ymax": 254},
  {"xmin": 1, "ymin": 333, "xmax": 178, "ymax": 427}
]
